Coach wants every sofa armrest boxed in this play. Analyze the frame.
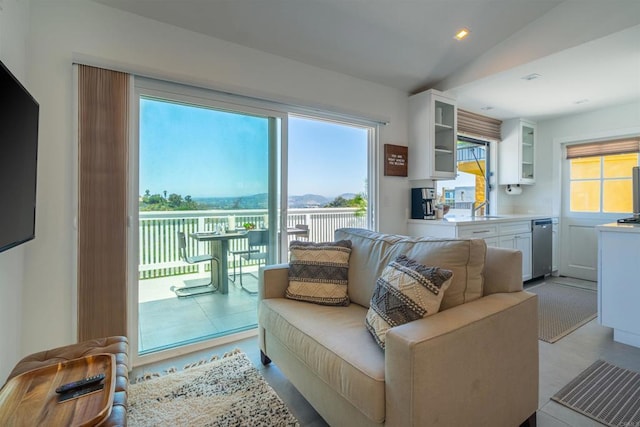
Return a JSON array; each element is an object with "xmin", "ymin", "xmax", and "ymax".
[
  {"xmin": 385, "ymin": 291, "xmax": 538, "ymax": 427},
  {"xmin": 483, "ymin": 246, "xmax": 523, "ymax": 295},
  {"xmin": 258, "ymin": 264, "xmax": 289, "ymax": 356},
  {"xmin": 259, "ymin": 264, "xmax": 289, "ymax": 300}
]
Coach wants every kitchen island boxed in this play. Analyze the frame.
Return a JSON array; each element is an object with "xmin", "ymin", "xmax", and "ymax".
[
  {"xmin": 597, "ymin": 222, "xmax": 640, "ymax": 348},
  {"xmin": 408, "ymin": 214, "xmax": 554, "ymax": 281}
]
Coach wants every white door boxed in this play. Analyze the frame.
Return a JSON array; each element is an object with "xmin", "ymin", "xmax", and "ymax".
[
  {"xmin": 559, "ymin": 217, "xmax": 601, "ymax": 281},
  {"xmin": 560, "ymin": 147, "xmax": 639, "ymax": 281}
]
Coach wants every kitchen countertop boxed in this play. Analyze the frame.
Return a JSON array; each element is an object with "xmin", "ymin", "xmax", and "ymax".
[
  {"xmin": 596, "ymin": 222, "xmax": 640, "ymax": 233},
  {"xmin": 408, "ymin": 214, "xmax": 554, "ymax": 226}
]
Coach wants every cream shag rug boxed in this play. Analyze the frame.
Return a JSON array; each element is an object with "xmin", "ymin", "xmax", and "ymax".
[{"xmin": 128, "ymin": 349, "xmax": 299, "ymax": 427}]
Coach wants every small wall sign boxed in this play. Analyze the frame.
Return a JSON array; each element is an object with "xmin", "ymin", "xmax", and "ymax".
[{"xmin": 384, "ymin": 144, "xmax": 408, "ymax": 177}]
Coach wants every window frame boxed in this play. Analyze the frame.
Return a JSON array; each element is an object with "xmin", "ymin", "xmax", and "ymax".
[
  {"xmin": 287, "ymin": 112, "xmax": 378, "ymax": 233},
  {"xmin": 568, "ymin": 153, "xmax": 640, "ymax": 215},
  {"xmin": 563, "ymin": 138, "xmax": 640, "ymax": 220},
  {"xmin": 437, "ymin": 135, "xmax": 492, "ymax": 215}
]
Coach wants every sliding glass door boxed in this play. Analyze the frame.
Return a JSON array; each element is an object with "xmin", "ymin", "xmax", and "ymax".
[
  {"xmin": 286, "ymin": 114, "xmax": 374, "ymax": 244},
  {"xmin": 127, "ymin": 79, "xmax": 378, "ymax": 365},
  {"xmin": 130, "ymin": 79, "xmax": 283, "ymax": 362}
]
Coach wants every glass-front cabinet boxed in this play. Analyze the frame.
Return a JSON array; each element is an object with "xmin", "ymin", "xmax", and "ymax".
[
  {"xmin": 409, "ymin": 89, "xmax": 457, "ymax": 180},
  {"xmin": 499, "ymin": 118, "xmax": 536, "ymax": 185}
]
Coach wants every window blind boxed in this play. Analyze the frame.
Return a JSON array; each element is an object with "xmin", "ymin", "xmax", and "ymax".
[
  {"xmin": 566, "ymin": 137, "xmax": 640, "ymax": 159},
  {"xmin": 77, "ymin": 65, "xmax": 129, "ymax": 341},
  {"xmin": 457, "ymin": 109, "xmax": 502, "ymax": 141}
]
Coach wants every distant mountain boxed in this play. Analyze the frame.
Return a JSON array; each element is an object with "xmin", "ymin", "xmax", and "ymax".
[
  {"xmin": 194, "ymin": 193, "xmax": 268, "ymax": 209},
  {"xmin": 193, "ymin": 192, "xmax": 359, "ymax": 210},
  {"xmin": 288, "ymin": 194, "xmax": 330, "ymax": 208},
  {"xmin": 339, "ymin": 193, "xmax": 357, "ymax": 200}
]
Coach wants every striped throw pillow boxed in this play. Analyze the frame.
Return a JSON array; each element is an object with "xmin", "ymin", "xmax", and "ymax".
[{"xmin": 286, "ymin": 240, "xmax": 352, "ymax": 306}]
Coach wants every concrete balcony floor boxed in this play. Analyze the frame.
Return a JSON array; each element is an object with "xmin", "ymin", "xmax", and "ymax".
[{"xmin": 138, "ymin": 269, "xmax": 259, "ymax": 354}]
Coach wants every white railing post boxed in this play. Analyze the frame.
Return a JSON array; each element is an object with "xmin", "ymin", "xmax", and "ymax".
[{"xmin": 305, "ymin": 213, "xmax": 313, "ymax": 239}]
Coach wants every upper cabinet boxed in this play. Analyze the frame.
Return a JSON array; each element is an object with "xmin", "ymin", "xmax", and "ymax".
[
  {"xmin": 499, "ymin": 118, "xmax": 536, "ymax": 185},
  {"xmin": 408, "ymin": 89, "xmax": 457, "ymax": 180}
]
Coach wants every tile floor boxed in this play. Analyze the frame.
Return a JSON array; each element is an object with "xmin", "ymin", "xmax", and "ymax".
[
  {"xmin": 132, "ymin": 276, "xmax": 640, "ymax": 426},
  {"xmin": 138, "ymin": 271, "xmax": 259, "ymax": 353}
]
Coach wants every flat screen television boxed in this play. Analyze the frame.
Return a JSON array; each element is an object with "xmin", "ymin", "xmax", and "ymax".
[{"xmin": 0, "ymin": 59, "xmax": 39, "ymax": 253}]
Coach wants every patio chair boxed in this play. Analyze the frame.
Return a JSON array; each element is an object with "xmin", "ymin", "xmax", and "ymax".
[
  {"xmin": 228, "ymin": 237, "xmax": 259, "ymax": 284},
  {"xmin": 237, "ymin": 229, "xmax": 269, "ymax": 294},
  {"xmin": 294, "ymin": 224, "xmax": 309, "ymax": 239},
  {"xmin": 173, "ymin": 231, "xmax": 220, "ymax": 297}
]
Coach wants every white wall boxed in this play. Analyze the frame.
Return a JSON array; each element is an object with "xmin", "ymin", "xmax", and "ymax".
[
  {"xmin": 499, "ymin": 101, "xmax": 640, "ymax": 215},
  {"xmin": 0, "ymin": 0, "xmax": 31, "ymax": 384},
  {"xmin": 20, "ymin": 0, "xmax": 409, "ymax": 355}
]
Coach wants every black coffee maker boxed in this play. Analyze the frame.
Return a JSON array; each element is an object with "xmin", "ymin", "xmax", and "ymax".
[{"xmin": 411, "ymin": 188, "xmax": 436, "ymax": 220}]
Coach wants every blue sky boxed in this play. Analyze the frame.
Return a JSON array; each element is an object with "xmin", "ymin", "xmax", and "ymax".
[
  {"xmin": 139, "ymin": 98, "xmax": 368, "ymax": 199},
  {"xmin": 288, "ymin": 115, "xmax": 368, "ymax": 197}
]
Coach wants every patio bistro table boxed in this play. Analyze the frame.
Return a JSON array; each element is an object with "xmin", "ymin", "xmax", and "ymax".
[
  {"xmin": 190, "ymin": 231, "xmax": 248, "ymax": 294},
  {"xmin": 191, "ymin": 227, "xmax": 309, "ymax": 293}
]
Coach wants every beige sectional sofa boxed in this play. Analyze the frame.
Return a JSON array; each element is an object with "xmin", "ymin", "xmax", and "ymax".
[{"xmin": 258, "ymin": 228, "xmax": 538, "ymax": 426}]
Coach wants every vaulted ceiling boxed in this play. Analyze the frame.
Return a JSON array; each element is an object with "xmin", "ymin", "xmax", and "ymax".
[{"xmin": 95, "ymin": 0, "xmax": 640, "ymax": 120}]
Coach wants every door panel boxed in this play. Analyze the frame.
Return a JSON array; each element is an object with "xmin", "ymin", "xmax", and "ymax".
[
  {"xmin": 559, "ymin": 146, "xmax": 637, "ymax": 282},
  {"xmin": 559, "ymin": 219, "xmax": 600, "ymax": 281},
  {"xmin": 131, "ymin": 78, "xmax": 284, "ymax": 363}
]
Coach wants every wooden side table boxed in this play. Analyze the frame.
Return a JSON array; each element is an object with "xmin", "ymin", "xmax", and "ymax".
[{"xmin": 0, "ymin": 354, "xmax": 115, "ymax": 426}]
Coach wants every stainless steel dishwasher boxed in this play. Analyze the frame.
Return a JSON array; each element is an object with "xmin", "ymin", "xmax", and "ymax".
[{"xmin": 532, "ymin": 219, "xmax": 552, "ymax": 279}]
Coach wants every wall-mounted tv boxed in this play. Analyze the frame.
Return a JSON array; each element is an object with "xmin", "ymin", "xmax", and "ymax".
[{"xmin": 0, "ymin": 59, "xmax": 39, "ymax": 253}]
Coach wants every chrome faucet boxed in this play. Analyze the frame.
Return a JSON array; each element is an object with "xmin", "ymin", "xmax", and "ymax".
[{"xmin": 470, "ymin": 200, "xmax": 489, "ymax": 218}]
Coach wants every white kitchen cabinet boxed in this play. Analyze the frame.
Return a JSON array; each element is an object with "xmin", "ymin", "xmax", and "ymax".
[
  {"xmin": 597, "ymin": 223, "xmax": 640, "ymax": 348},
  {"xmin": 497, "ymin": 221, "xmax": 533, "ymax": 281},
  {"xmin": 483, "ymin": 236, "xmax": 500, "ymax": 248},
  {"xmin": 407, "ymin": 218, "xmax": 533, "ymax": 281},
  {"xmin": 499, "ymin": 119, "xmax": 536, "ymax": 185},
  {"xmin": 408, "ymin": 89, "xmax": 457, "ymax": 180},
  {"xmin": 498, "ymin": 232, "xmax": 532, "ymax": 281}
]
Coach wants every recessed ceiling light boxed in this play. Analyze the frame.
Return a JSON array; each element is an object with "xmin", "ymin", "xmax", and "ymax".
[
  {"xmin": 574, "ymin": 99, "xmax": 589, "ymax": 104},
  {"xmin": 454, "ymin": 28, "xmax": 470, "ymax": 41},
  {"xmin": 521, "ymin": 73, "xmax": 542, "ymax": 81}
]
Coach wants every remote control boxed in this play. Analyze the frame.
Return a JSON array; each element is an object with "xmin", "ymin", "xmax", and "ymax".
[
  {"xmin": 55, "ymin": 373, "xmax": 105, "ymax": 394},
  {"xmin": 58, "ymin": 383, "xmax": 104, "ymax": 403}
]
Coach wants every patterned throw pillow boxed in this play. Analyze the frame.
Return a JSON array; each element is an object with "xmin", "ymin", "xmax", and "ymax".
[
  {"xmin": 286, "ymin": 240, "xmax": 352, "ymax": 306},
  {"xmin": 365, "ymin": 255, "xmax": 453, "ymax": 349}
]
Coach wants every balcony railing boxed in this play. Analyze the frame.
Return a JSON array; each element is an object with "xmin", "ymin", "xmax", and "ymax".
[
  {"xmin": 139, "ymin": 208, "xmax": 367, "ymax": 279},
  {"xmin": 457, "ymin": 146, "xmax": 486, "ymax": 162}
]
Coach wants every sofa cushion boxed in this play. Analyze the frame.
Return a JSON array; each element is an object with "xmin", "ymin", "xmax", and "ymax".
[
  {"xmin": 366, "ymin": 255, "xmax": 453, "ymax": 349},
  {"xmin": 286, "ymin": 240, "xmax": 352, "ymax": 306},
  {"xmin": 398, "ymin": 237, "xmax": 486, "ymax": 310},
  {"xmin": 334, "ymin": 228, "xmax": 486, "ymax": 310},
  {"xmin": 259, "ymin": 298, "xmax": 386, "ymax": 423}
]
